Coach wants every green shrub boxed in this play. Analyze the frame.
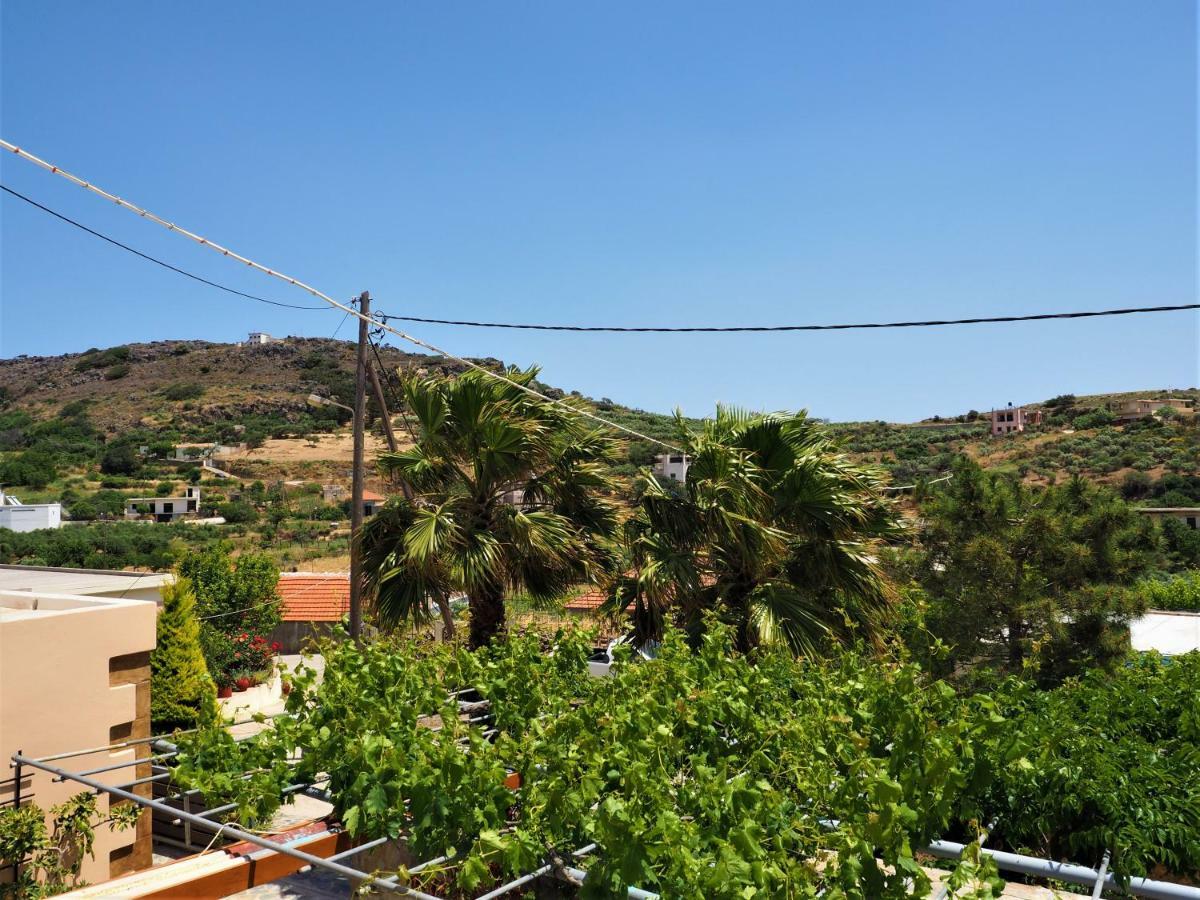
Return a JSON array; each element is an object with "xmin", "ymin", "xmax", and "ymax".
[
  {"xmin": 163, "ymin": 382, "xmax": 205, "ymax": 401},
  {"xmin": 104, "ymin": 364, "xmax": 130, "ymax": 380},
  {"xmin": 100, "ymin": 444, "xmax": 141, "ymax": 476},
  {"xmin": 151, "ymin": 577, "xmax": 217, "ymax": 730},
  {"xmin": 218, "ymin": 501, "xmax": 258, "ymax": 524},
  {"xmin": 1136, "ymin": 571, "xmax": 1200, "ymax": 611}
]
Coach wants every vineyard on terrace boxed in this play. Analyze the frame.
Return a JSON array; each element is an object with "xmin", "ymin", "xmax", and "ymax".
[{"xmin": 172, "ymin": 626, "xmax": 1200, "ymax": 899}]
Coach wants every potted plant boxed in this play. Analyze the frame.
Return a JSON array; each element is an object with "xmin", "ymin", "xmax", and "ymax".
[
  {"xmin": 234, "ymin": 670, "xmax": 253, "ymax": 692},
  {"xmin": 216, "ymin": 674, "xmax": 234, "ymax": 699}
]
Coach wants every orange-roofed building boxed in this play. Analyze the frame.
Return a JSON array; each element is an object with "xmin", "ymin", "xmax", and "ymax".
[{"xmin": 270, "ymin": 572, "xmax": 351, "ymax": 652}]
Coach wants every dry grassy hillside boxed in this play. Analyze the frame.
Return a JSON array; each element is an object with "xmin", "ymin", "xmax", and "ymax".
[{"xmin": 0, "ymin": 337, "xmax": 498, "ymax": 436}]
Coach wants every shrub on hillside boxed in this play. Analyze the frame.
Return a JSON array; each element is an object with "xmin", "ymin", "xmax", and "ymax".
[
  {"xmin": 104, "ymin": 364, "xmax": 130, "ymax": 380},
  {"xmin": 163, "ymin": 382, "xmax": 205, "ymax": 402},
  {"xmin": 151, "ymin": 577, "xmax": 217, "ymax": 730},
  {"xmin": 100, "ymin": 444, "xmax": 141, "ymax": 476},
  {"xmin": 218, "ymin": 501, "xmax": 258, "ymax": 524},
  {"xmin": 1073, "ymin": 408, "xmax": 1115, "ymax": 430}
]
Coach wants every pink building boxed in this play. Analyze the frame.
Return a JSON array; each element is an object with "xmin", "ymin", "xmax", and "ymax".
[{"xmin": 990, "ymin": 404, "xmax": 1042, "ymax": 437}]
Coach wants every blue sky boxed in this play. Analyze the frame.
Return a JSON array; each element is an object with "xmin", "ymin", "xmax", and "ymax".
[{"xmin": 1, "ymin": 1, "xmax": 1195, "ymax": 422}]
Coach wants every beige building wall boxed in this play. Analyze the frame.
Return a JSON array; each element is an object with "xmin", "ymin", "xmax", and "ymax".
[{"xmin": 0, "ymin": 590, "xmax": 157, "ymax": 887}]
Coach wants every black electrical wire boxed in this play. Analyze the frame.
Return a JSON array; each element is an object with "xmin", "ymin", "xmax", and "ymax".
[
  {"xmin": 8, "ymin": 180, "xmax": 1194, "ymax": 333},
  {"xmin": 380, "ymin": 304, "xmax": 1199, "ymax": 333},
  {"xmin": 0, "ymin": 183, "xmax": 328, "ymax": 311}
]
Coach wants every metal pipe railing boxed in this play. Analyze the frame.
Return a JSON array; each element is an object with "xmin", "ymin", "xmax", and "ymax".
[
  {"xmin": 12, "ymin": 753, "xmax": 443, "ymax": 900},
  {"xmin": 924, "ymin": 840, "xmax": 1200, "ymax": 900}
]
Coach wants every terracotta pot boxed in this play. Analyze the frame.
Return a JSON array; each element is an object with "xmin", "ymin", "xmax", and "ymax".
[
  {"xmin": 281, "ymin": 680, "xmax": 293, "ymax": 696},
  {"xmin": 217, "ymin": 685, "xmax": 233, "ymax": 699},
  {"xmin": 235, "ymin": 676, "xmax": 252, "ymax": 691}
]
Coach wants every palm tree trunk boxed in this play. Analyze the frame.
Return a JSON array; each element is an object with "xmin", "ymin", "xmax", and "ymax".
[{"xmin": 468, "ymin": 585, "xmax": 506, "ymax": 649}]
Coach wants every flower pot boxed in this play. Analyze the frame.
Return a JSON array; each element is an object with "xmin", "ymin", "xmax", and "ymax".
[
  {"xmin": 281, "ymin": 680, "xmax": 293, "ymax": 696},
  {"xmin": 235, "ymin": 676, "xmax": 252, "ymax": 691},
  {"xmin": 217, "ymin": 685, "xmax": 233, "ymax": 699}
]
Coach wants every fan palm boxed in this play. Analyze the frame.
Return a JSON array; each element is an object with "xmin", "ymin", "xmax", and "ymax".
[
  {"xmin": 605, "ymin": 406, "xmax": 902, "ymax": 655},
  {"xmin": 359, "ymin": 366, "xmax": 619, "ymax": 648}
]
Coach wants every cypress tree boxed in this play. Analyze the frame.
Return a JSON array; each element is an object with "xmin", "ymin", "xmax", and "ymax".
[{"xmin": 151, "ymin": 576, "xmax": 216, "ymax": 731}]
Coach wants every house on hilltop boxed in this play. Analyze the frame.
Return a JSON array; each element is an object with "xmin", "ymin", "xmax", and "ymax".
[
  {"xmin": 1111, "ymin": 397, "xmax": 1194, "ymax": 423},
  {"xmin": 989, "ymin": 403, "xmax": 1042, "ymax": 437}
]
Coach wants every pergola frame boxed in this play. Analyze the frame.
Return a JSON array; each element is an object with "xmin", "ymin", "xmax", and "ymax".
[{"xmin": 9, "ymin": 715, "xmax": 1200, "ymax": 900}]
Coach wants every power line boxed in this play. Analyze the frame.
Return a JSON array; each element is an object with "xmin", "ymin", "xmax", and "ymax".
[
  {"xmin": 0, "ymin": 183, "xmax": 327, "ymax": 311},
  {"xmin": 0, "ymin": 139, "xmax": 684, "ymax": 452},
  {"xmin": 12, "ymin": 175, "xmax": 1192, "ymax": 332},
  {"xmin": 378, "ymin": 304, "xmax": 1199, "ymax": 333}
]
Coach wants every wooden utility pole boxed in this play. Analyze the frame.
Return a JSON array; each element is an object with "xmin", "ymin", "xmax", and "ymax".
[
  {"xmin": 349, "ymin": 291, "xmax": 370, "ymax": 642},
  {"xmin": 368, "ymin": 364, "xmax": 415, "ymax": 502}
]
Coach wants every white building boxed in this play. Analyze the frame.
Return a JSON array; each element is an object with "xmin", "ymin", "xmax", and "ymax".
[
  {"xmin": 652, "ymin": 453, "xmax": 691, "ymax": 483},
  {"xmin": 245, "ymin": 332, "xmax": 277, "ymax": 345},
  {"xmin": 0, "ymin": 490, "xmax": 62, "ymax": 533},
  {"xmin": 124, "ymin": 486, "xmax": 201, "ymax": 523}
]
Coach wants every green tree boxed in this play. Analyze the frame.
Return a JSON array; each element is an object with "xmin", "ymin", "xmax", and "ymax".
[
  {"xmin": 99, "ymin": 443, "xmax": 140, "ymax": 476},
  {"xmin": 178, "ymin": 548, "xmax": 281, "ymax": 674},
  {"xmin": 916, "ymin": 458, "xmax": 1158, "ymax": 683},
  {"xmin": 608, "ymin": 406, "xmax": 902, "ymax": 655},
  {"xmin": 359, "ymin": 366, "xmax": 619, "ymax": 648},
  {"xmin": 151, "ymin": 576, "xmax": 216, "ymax": 731}
]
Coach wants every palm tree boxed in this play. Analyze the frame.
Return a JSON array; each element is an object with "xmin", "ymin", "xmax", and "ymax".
[
  {"xmin": 359, "ymin": 366, "xmax": 619, "ymax": 648},
  {"xmin": 605, "ymin": 407, "xmax": 902, "ymax": 655}
]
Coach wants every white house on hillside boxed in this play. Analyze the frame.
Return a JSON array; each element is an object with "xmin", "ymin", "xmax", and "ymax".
[
  {"xmin": 0, "ymin": 490, "xmax": 62, "ymax": 533},
  {"xmin": 124, "ymin": 486, "xmax": 201, "ymax": 523},
  {"xmin": 652, "ymin": 453, "xmax": 691, "ymax": 483}
]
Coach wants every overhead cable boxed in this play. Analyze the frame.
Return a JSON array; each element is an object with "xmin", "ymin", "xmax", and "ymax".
[
  {"xmin": 379, "ymin": 303, "xmax": 1200, "ymax": 333},
  {"xmin": 0, "ymin": 139, "xmax": 684, "ymax": 452},
  {"xmin": 0, "ymin": 183, "xmax": 327, "ymax": 311}
]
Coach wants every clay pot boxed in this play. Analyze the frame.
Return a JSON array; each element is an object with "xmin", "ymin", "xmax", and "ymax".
[
  {"xmin": 235, "ymin": 676, "xmax": 252, "ymax": 691},
  {"xmin": 217, "ymin": 685, "xmax": 233, "ymax": 699}
]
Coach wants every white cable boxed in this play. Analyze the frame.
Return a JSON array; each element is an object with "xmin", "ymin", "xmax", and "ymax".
[{"xmin": 0, "ymin": 139, "xmax": 683, "ymax": 453}]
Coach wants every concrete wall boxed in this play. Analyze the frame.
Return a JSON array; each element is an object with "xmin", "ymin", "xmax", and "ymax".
[{"xmin": 0, "ymin": 590, "xmax": 156, "ymax": 887}]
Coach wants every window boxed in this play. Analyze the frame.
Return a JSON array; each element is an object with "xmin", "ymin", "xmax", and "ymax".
[
  {"xmin": 669, "ymin": 456, "xmax": 684, "ymax": 464},
  {"xmin": 1187, "ymin": 517, "xmax": 1197, "ymax": 529},
  {"xmin": 162, "ymin": 502, "xmax": 173, "ymax": 514},
  {"xmin": 187, "ymin": 501, "xmax": 196, "ymax": 512}
]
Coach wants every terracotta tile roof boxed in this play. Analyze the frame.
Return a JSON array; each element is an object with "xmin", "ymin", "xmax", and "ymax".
[
  {"xmin": 277, "ymin": 573, "xmax": 350, "ymax": 622},
  {"xmin": 564, "ymin": 588, "xmax": 635, "ymax": 614},
  {"xmin": 362, "ymin": 490, "xmax": 386, "ymax": 502}
]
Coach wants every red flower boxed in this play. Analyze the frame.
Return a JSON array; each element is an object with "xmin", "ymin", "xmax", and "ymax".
[{"xmin": 271, "ymin": 642, "xmax": 281, "ymax": 652}]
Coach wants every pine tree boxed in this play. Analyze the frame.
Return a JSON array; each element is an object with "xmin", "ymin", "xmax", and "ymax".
[{"xmin": 151, "ymin": 576, "xmax": 216, "ymax": 731}]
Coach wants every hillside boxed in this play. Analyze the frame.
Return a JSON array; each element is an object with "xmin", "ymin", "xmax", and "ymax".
[{"xmin": 1, "ymin": 337, "xmax": 1197, "ymax": 497}]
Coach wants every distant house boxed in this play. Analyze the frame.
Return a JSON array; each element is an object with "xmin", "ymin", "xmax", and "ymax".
[
  {"xmin": 652, "ymin": 453, "xmax": 691, "ymax": 482},
  {"xmin": 244, "ymin": 332, "xmax": 277, "ymax": 346},
  {"xmin": 362, "ymin": 490, "xmax": 386, "ymax": 517},
  {"xmin": 0, "ymin": 490, "xmax": 62, "ymax": 533},
  {"xmin": 322, "ymin": 484, "xmax": 348, "ymax": 504},
  {"xmin": 1136, "ymin": 507, "xmax": 1200, "ymax": 530},
  {"xmin": 271, "ymin": 572, "xmax": 350, "ymax": 652},
  {"xmin": 989, "ymin": 404, "xmax": 1042, "ymax": 437},
  {"xmin": 124, "ymin": 486, "xmax": 201, "ymax": 523},
  {"xmin": 1112, "ymin": 398, "xmax": 1194, "ymax": 423}
]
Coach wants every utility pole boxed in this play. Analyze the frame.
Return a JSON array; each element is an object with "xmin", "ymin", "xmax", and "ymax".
[
  {"xmin": 349, "ymin": 291, "xmax": 370, "ymax": 642},
  {"xmin": 367, "ymin": 363, "xmax": 415, "ymax": 502}
]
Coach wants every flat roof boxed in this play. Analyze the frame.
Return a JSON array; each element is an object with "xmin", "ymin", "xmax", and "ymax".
[
  {"xmin": 1131, "ymin": 611, "xmax": 1200, "ymax": 656},
  {"xmin": 0, "ymin": 564, "xmax": 173, "ymax": 597}
]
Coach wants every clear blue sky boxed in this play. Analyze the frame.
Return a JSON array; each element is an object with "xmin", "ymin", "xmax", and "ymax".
[{"xmin": 1, "ymin": 1, "xmax": 1196, "ymax": 422}]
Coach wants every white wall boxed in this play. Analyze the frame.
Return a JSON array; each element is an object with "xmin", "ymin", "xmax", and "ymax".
[{"xmin": 0, "ymin": 503, "xmax": 62, "ymax": 532}]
